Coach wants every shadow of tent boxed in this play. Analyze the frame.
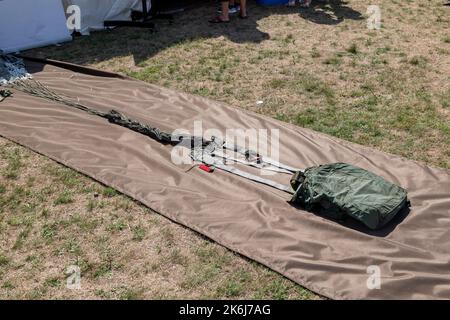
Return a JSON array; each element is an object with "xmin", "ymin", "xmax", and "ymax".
[
  {"xmin": 27, "ymin": 0, "xmax": 363, "ymax": 67},
  {"xmin": 298, "ymin": 0, "xmax": 364, "ymax": 25}
]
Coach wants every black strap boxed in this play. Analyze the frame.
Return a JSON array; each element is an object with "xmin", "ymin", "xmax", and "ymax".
[{"xmin": 0, "ymin": 89, "xmax": 12, "ymax": 102}]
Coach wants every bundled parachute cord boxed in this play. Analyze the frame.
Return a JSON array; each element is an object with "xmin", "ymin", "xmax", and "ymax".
[
  {"xmin": 10, "ymin": 79, "xmax": 176, "ymax": 145},
  {"xmin": 104, "ymin": 110, "xmax": 177, "ymax": 145},
  {"xmin": 11, "ymin": 79, "xmax": 107, "ymax": 117}
]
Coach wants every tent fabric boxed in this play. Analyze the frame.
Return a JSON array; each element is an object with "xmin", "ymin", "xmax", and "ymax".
[
  {"xmin": 62, "ymin": 0, "xmax": 152, "ymax": 35},
  {"xmin": 0, "ymin": 0, "xmax": 72, "ymax": 54},
  {"xmin": 1, "ymin": 58, "xmax": 450, "ymax": 300},
  {"xmin": 0, "ymin": 0, "xmax": 152, "ymax": 53}
]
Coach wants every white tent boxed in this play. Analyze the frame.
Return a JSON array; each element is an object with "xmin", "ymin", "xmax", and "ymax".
[
  {"xmin": 63, "ymin": 0, "xmax": 152, "ymax": 35},
  {"xmin": 0, "ymin": 0, "xmax": 152, "ymax": 53},
  {"xmin": 0, "ymin": 0, "xmax": 72, "ymax": 54}
]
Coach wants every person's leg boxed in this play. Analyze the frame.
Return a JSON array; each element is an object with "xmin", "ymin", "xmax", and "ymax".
[
  {"xmin": 210, "ymin": 1, "xmax": 230, "ymax": 22},
  {"xmin": 239, "ymin": 0, "xmax": 247, "ymax": 17},
  {"xmin": 220, "ymin": 1, "xmax": 230, "ymax": 20}
]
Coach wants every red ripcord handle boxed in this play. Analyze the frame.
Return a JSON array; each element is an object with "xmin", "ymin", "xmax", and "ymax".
[{"xmin": 199, "ymin": 164, "xmax": 214, "ymax": 173}]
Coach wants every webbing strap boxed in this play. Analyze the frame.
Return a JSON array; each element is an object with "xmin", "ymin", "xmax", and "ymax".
[
  {"xmin": 222, "ymin": 141, "xmax": 302, "ymax": 173},
  {"xmin": 212, "ymin": 150, "xmax": 294, "ymax": 174},
  {"xmin": 198, "ymin": 152, "xmax": 294, "ymax": 194},
  {"xmin": 215, "ymin": 163, "xmax": 294, "ymax": 194},
  {"xmin": 0, "ymin": 89, "xmax": 12, "ymax": 102}
]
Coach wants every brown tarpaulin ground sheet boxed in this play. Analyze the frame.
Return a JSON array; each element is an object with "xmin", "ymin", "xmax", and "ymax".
[{"xmin": 1, "ymin": 58, "xmax": 450, "ymax": 300}]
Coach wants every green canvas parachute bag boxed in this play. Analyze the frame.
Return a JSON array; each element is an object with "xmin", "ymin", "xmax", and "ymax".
[{"xmin": 290, "ymin": 163, "xmax": 409, "ymax": 230}]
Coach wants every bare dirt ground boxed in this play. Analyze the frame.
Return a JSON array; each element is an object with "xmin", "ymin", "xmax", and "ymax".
[{"xmin": 0, "ymin": 0, "xmax": 449, "ymax": 299}]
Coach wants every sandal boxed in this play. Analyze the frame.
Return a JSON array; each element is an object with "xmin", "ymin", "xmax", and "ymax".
[
  {"xmin": 209, "ymin": 16, "xmax": 230, "ymax": 23},
  {"xmin": 299, "ymin": 0, "xmax": 311, "ymax": 7},
  {"xmin": 286, "ymin": 0, "xmax": 296, "ymax": 7}
]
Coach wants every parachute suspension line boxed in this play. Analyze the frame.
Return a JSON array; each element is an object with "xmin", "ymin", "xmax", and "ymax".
[
  {"xmin": 11, "ymin": 79, "xmax": 107, "ymax": 117},
  {"xmin": 9, "ymin": 78, "xmax": 175, "ymax": 145}
]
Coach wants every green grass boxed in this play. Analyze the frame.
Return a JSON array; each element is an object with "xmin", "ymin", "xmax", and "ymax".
[
  {"xmin": 42, "ymin": 224, "xmax": 58, "ymax": 240},
  {"xmin": 94, "ymin": 263, "xmax": 113, "ymax": 278},
  {"xmin": 0, "ymin": 253, "xmax": 10, "ymax": 267},
  {"xmin": 2, "ymin": 148, "xmax": 22, "ymax": 179},
  {"xmin": 438, "ymin": 89, "xmax": 450, "ymax": 109},
  {"xmin": 54, "ymin": 190, "xmax": 74, "ymax": 205},
  {"xmin": 44, "ymin": 277, "xmax": 61, "ymax": 288},
  {"xmin": 57, "ymin": 168, "xmax": 81, "ymax": 188},
  {"xmin": 107, "ymin": 219, "xmax": 127, "ymax": 233},
  {"xmin": 119, "ymin": 288, "xmax": 144, "ymax": 300},
  {"xmin": 216, "ymin": 279, "xmax": 245, "ymax": 298},
  {"xmin": 323, "ymin": 56, "xmax": 342, "ymax": 66},
  {"xmin": 310, "ymin": 47, "xmax": 321, "ymax": 58},
  {"xmin": 13, "ymin": 227, "xmax": 31, "ymax": 250},
  {"xmin": 2, "ymin": 282, "xmax": 15, "ymax": 290},
  {"xmin": 132, "ymin": 226, "xmax": 146, "ymax": 241},
  {"xmin": 266, "ymin": 78, "xmax": 286, "ymax": 89},
  {"xmin": 346, "ymin": 43, "xmax": 359, "ymax": 55},
  {"xmin": 295, "ymin": 73, "xmax": 336, "ymax": 105},
  {"xmin": 86, "ymin": 199, "xmax": 97, "ymax": 212},
  {"xmin": 409, "ymin": 55, "xmax": 428, "ymax": 67},
  {"xmin": 254, "ymin": 279, "xmax": 290, "ymax": 300},
  {"xmin": 101, "ymin": 187, "xmax": 117, "ymax": 198}
]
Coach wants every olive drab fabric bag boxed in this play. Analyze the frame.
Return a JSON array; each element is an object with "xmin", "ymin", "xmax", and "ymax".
[{"xmin": 290, "ymin": 163, "xmax": 409, "ymax": 230}]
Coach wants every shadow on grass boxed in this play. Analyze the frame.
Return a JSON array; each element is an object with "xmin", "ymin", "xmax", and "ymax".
[
  {"xmin": 298, "ymin": 0, "xmax": 364, "ymax": 25},
  {"xmin": 26, "ymin": 0, "xmax": 363, "ymax": 66}
]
